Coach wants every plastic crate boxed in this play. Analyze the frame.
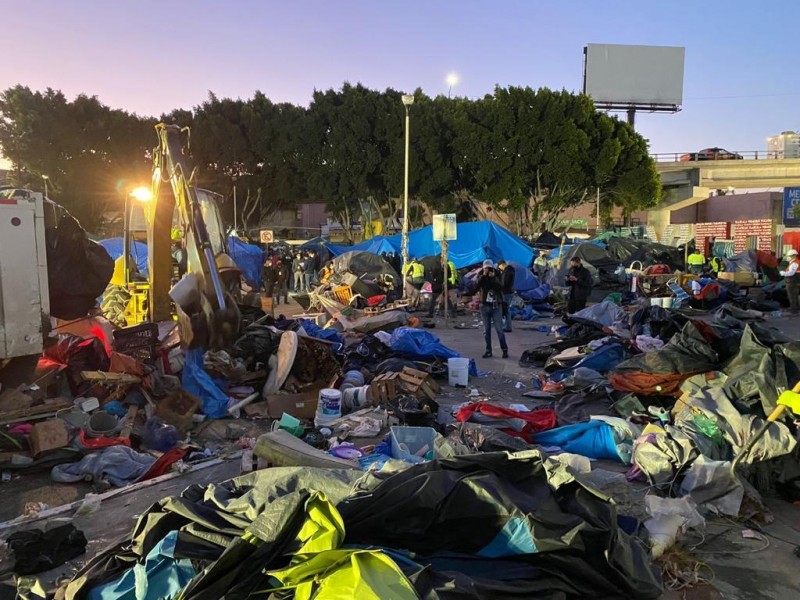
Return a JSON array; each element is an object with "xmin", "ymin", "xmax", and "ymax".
[
  {"xmin": 113, "ymin": 322, "xmax": 159, "ymax": 363},
  {"xmin": 390, "ymin": 426, "xmax": 436, "ymax": 464}
]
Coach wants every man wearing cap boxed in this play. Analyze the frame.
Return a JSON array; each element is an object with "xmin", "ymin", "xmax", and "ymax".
[
  {"xmin": 565, "ymin": 256, "xmax": 592, "ymax": 314},
  {"xmin": 476, "ymin": 260, "xmax": 508, "ymax": 358},
  {"xmin": 780, "ymin": 248, "xmax": 800, "ymax": 315}
]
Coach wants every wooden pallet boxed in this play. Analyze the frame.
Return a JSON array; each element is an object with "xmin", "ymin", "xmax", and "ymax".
[
  {"xmin": 398, "ymin": 367, "xmax": 440, "ymax": 400},
  {"xmin": 370, "ymin": 373, "xmax": 399, "ymax": 403}
]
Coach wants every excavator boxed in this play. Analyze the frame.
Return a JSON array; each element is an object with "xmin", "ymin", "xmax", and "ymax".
[{"xmin": 110, "ymin": 123, "xmax": 241, "ymax": 349}]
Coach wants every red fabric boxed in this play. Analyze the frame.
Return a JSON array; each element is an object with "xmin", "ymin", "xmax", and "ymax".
[
  {"xmin": 609, "ymin": 371, "xmax": 698, "ymax": 397},
  {"xmin": 644, "ymin": 264, "xmax": 671, "ymax": 275},
  {"xmin": 367, "ymin": 295, "xmax": 387, "ymax": 306},
  {"xmin": 455, "ymin": 402, "xmax": 557, "ymax": 442},
  {"xmin": 78, "ymin": 429, "xmax": 131, "ymax": 449},
  {"xmin": 139, "ymin": 447, "xmax": 189, "ymax": 481},
  {"xmin": 756, "ymin": 250, "xmax": 779, "ymax": 268}
]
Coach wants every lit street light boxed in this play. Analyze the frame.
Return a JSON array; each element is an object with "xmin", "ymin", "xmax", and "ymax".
[
  {"xmin": 446, "ymin": 72, "xmax": 459, "ymax": 98},
  {"xmin": 130, "ymin": 186, "xmax": 153, "ymax": 202},
  {"xmin": 41, "ymin": 174, "xmax": 49, "ymax": 199},
  {"xmin": 401, "ymin": 94, "xmax": 414, "ymax": 282}
]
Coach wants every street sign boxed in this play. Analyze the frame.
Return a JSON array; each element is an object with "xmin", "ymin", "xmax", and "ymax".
[
  {"xmin": 783, "ymin": 188, "xmax": 800, "ymax": 227},
  {"xmin": 432, "ymin": 214, "xmax": 457, "ymax": 241},
  {"xmin": 259, "ymin": 229, "xmax": 274, "ymax": 244}
]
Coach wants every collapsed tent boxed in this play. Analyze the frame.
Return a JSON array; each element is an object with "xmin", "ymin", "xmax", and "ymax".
[
  {"xmin": 552, "ymin": 243, "xmax": 620, "ymax": 286},
  {"xmin": 62, "ymin": 454, "xmax": 663, "ymax": 599},
  {"xmin": 226, "ymin": 236, "xmax": 265, "ymax": 287},
  {"xmin": 332, "ymin": 250, "xmax": 399, "ymax": 282},
  {"xmin": 329, "ymin": 235, "xmax": 399, "ymax": 258},
  {"xmin": 605, "ymin": 238, "xmax": 685, "ymax": 271},
  {"xmin": 532, "ymin": 231, "xmax": 562, "ymax": 248}
]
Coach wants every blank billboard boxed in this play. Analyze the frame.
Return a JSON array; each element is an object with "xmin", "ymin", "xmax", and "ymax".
[{"xmin": 584, "ymin": 44, "xmax": 685, "ymax": 106}]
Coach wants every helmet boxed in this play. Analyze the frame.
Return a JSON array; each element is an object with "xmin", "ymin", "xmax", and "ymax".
[
  {"xmin": 788, "ymin": 249, "xmax": 798, "ymax": 257},
  {"xmin": 215, "ymin": 254, "xmax": 241, "ymax": 273},
  {"xmin": 482, "ymin": 259, "xmax": 494, "ymax": 269}
]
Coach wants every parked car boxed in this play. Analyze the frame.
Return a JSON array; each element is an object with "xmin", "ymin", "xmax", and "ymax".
[{"xmin": 679, "ymin": 147, "xmax": 744, "ymax": 161}]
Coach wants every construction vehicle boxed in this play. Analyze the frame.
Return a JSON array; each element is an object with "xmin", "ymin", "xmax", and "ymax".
[{"xmin": 124, "ymin": 123, "xmax": 240, "ymax": 349}]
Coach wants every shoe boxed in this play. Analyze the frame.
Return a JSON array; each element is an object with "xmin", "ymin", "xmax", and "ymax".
[
  {"xmin": 503, "ymin": 329, "xmax": 512, "ymax": 333},
  {"xmin": 482, "ymin": 351, "xmax": 492, "ymax": 358},
  {"xmin": 502, "ymin": 350, "xmax": 509, "ymax": 358}
]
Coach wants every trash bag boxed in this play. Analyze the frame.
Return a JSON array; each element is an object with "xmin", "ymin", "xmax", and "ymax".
[
  {"xmin": 46, "ymin": 202, "xmax": 114, "ymax": 319},
  {"xmin": 43, "ymin": 334, "xmax": 110, "ymax": 395},
  {"xmin": 182, "ymin": 348, "xmax": 230, "ymax": 418},
  {"xmin": 230, "ymin": 325, "xmax": 282, "ymax": 367},
  {"xmin": 7, "ymin": 524, "xmax": 88, "ymax": 575}
]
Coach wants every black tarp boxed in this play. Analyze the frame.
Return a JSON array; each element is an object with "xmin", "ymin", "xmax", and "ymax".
[
  {"xmin": 533, "ymin": 231, "xmax": 562, "ymax": 249},
  {"xmin": 62, "ymin": 454, "xmax": 663, "ymax": 600},
  {"xmin": 332, "ymin": 250, "xmax": 399, "ymax": 282},
  {"xmin": 614, "ymin": 321, "xmax": 719, "ymax": 375},
  {"xmin": 46, "ymin": 202, "xmax": 114, "ymax": 319},
  {"xmin": 606, "ymin": 239, "xmax": 684, "ymax": 270}
]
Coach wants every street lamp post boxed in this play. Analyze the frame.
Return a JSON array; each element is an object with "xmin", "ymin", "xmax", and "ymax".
[
  {"xmin": 446, "ymin": 73, "xmax": 459, "ymax": 98},
  {"xmin": 41, "ymin": 174, "xmax": 49, "ymax": 199},
  {"xmin": 232, "ymin": 175, "xmax": 238, "ymax": 235},
  {"xmin": 401, "ymin": 94, "xmax": 414, "ymax": 282}
]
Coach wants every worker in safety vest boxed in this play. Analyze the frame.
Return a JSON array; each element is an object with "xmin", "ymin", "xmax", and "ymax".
[
  {"xmin": 405, "ymin": 258, "xmax": 425, "ymax": 288},
  {"xmin": 780, "ymin": 248, "xmax": 800, "ymax": 315},
  {"xmin": 687, "ymin": 250, "xmax": 706, "ymax": 275},
  {"xmin": 447, "ymin": 260, "xmax": 457, "ymax": 286}
]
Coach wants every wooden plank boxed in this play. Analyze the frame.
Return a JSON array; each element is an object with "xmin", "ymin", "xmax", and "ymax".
[
  {"xmin": 80, "ymin": 371, "xmax": 141, "ymax": 384},
  {"xmin": 0, "ymin": 398, "xmax": 72, "ymax": 423},
  {"xmin": 119, "ymin": 405, "xmax": 138, "ymax": 439}
]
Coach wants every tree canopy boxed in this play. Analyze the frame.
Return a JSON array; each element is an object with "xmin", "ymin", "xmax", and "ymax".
[{"xmin": 0, "ymin": 83, "xmax": 661, "ymax": 233}]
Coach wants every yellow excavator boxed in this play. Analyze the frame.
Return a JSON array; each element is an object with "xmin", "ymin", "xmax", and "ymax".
[{"xmin": 104, "ymin": 123, "xmax": 240, "ymax": 349}]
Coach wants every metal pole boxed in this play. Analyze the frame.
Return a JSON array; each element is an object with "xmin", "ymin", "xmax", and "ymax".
[
  {"xmin": 401, "ymin": 107, "xmax": 411, "ymax": 279},
  {"xmin": 596, "ymin": 186, "xmax": 600, "ymax": 230},
  {"xmin": 233, "ymin": 181, "xmax": 237, "ymax": 234},
  {"xmin": 123, "ymin": 193, "xmax": 131, "ymax": 285},
  {"xmin": 43, "ymin": 178, "xmax": 48, "ymax": 199},
  {"xmin": 627, "ymin": 108, "xmax": 636, "ymax": 127},
  {"xmin": 442, "ymin": 239, "xmax": 449, "ymax": 327}
]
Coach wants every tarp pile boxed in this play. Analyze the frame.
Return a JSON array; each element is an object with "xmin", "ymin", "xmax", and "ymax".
[{"xmin": 60, "ymin": 452, "xmax": 663, "ymax": 599}]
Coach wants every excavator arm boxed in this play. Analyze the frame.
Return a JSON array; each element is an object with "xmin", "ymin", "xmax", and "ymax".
[{"xmin": 145, "ymin": 123, "xmax": 239, "ymax": 349}]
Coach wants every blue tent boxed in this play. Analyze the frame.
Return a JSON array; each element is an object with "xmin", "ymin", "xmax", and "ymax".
[
  {"xmin": 392, "ymin": 221, "xmax": 535, "ymax": 269},
  {"xmin": 99, "ymin": 238, "xmax": 149, "ymax": 275},
  {"xmin": 328, "ymin": 235, "xmax": 399, "ymax": 257},
  {"xmin": 227, "ymin": 236, "xmax": 266, "ymax": 287}
]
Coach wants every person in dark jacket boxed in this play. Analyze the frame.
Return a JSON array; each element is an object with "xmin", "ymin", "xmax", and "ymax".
[
  {"xmin": 274, "ymin": 259, "xmax": 289, "ymax": 305},
  {"xmin": 427, "ymin": 261, "xmax": 445, "ymax": 318},
  {"xmin": 476, "ymin": 259, "xmax": 508, "ymax": 358},
  {"xmin": 497, "ymin": 260, "xmax": 515, "ymax": 332},
  {"xmin": 565, "ymin": 257, "xmax": 592, "ymax": 313},
  {"xmin": 262, "ymin": 257, "xmax": 277, "ymax": 298}
]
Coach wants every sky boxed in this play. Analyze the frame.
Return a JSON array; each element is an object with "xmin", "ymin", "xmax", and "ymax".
[{"xmin": 2, "ymin": 1, "xmax": 799, "ymax": 168}]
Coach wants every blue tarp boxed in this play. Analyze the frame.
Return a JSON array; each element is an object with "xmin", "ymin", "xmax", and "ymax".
[
  {"xmin": 227, "ymin": 236, "xmax": 266, "ymax": 287},
  {"xmin": 389, "ymin": 327, "xmax": 480, "ymax": 376},
  {"xmin": 532, "ymin": 421, "xmax": 621, "ymax": 461},
  {"xmin": 330, "ymin": 222, "xmax": 535, "ymax": 269},
  {"xmin": 549, "ymin": 343, "xmax": 627, "ymax": 383},
  {"xmin": 182, "ymin": 348, "xmax": 229, "ymax": 418},
  {"xmin": 98, "ymin": 238, "xmax": 149, "ymax": 275}
]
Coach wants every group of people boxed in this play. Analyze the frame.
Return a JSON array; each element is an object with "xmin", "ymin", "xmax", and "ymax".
[
  {"xmin": 261, "ymin": 248, "xmax": 326, "ymax": 304},
  {"xmin": 403, "ymin": 257, "xmax": 458, "ymax": 318}
]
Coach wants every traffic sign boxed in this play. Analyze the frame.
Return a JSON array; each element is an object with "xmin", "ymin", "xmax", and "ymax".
[
  {"xmin": 432, "ymin": 214, "xmax": 457, "ymax": 241},
  {"xmin": 259, "ymin": 229, "xmax": 274, "ymax": 244}
]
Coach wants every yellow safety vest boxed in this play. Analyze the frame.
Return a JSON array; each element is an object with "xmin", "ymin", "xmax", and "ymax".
[
  {"xmin": 688, "ymin": 253, "xmax": 706, "ymax": 266},
  {"xmin": 447, "ymin": 261, "xmax": 457, "ymax": 285},
  {"xmin": 411, "ymin": 262, "xmax": 424, "ymax": 278}
]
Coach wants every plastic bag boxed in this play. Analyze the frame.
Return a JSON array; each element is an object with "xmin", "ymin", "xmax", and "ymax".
[{"xmin": 644, "ymin": 496, "xmax": 704, "ymax": 558}]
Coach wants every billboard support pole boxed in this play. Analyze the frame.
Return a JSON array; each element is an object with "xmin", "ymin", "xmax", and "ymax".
[{"xmin": 627, "ymin": 108, "xmax": 636, "ymax": 127}]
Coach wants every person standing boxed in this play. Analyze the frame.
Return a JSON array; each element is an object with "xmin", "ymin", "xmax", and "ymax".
[
  {"xmin": 476, "ymin": 260, "xmax": 508, "ymax": 359},
  {"xmin": 262, "ymin": 257, "xmax": 277, "ymax": 298},
  {"xmin": 497, "ymin": 260, "xmax": 515, "ymax": 332},
  {"xmin": 780, "ymin": 248, "xmax": 800, "ymax": 315},
  {"xmin": 534, "ymin": 251, "xmax": 549, "ymax": 280},
  {"xmin": 687, "ymin": 249, "xmax": 706, "ymax": 275},
  {"xmin": 292, "ymin": 253, "xmax": 305, "ymax": 292},
  {"xmin": 405, "ymin": 258, "xmax": 425, "ymax": 308},
  {"xmin": 427, "ymin": 261, "xmax": 445, "ymax": 318},
  {"xmin": 565, "ymin": 257, "xmax": 592, "ymax": 314},
  {"xmin": 274, "ymin": 258, "xmax": 289, "ymax": 306},
  {"xmin": 303, "ymin": 251, "xmax": 316, "ymax": 291}
]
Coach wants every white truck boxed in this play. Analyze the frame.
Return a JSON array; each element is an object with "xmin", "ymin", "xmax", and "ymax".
[{"xmin": 0, "ymin": 191, "xmax": 51, "ymax": 382}]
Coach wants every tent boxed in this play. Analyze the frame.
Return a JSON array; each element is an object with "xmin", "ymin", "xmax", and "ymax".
[
  {"xmin": 328, "ymin": 235, "xmax": 399, "ymax": 258},
  {"xmin": 332, "ymin": 251, "xmax": 399, "ymax": 281},
  {"xmin": 532, "ymin": 231, "xmax": 562, "ymax": 248},
  {"xmin": 227, "ymin": 236, "xmax": 266, "ymax": 287},
  {"xmin": 300, "ymin": 236, "xmax": 335, "ymax": 263},
  {"xmin": 98, "ymin": 238, "xmax": 149, "ymax": 275},
  {"xmin": 553, "ymin": 244, "xmax": 620, "ymax": 286},
  {"xmin": 606, "ymin": 238, "xmax": 684, "ymax": 271}
]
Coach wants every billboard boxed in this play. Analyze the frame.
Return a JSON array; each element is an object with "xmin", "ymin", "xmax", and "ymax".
[
  {"xmin": 784, "ymin": 187, "xmax": 800, "ymax": 227},
  {"xmin": 584, "ymin": 44, "xmax": 685, "ymax": 106}
]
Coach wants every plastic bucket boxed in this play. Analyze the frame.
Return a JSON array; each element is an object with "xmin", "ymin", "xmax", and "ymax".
[
  {"xmin": 650, "ymin": 297, "xmax": 663, "ymax": 307},
  {"xmin": 662, "ymin": 297, "xmax": 673, "ymax": 309},
  {"xmin": 87, "ymin": 410, "xmax": 118, "ymax": 438},
  {"xmin": 314, "ymin": 388, "xmax": 342, "ymax": 427},
  {"xmin": 341, "ymin": 385, "xmax": 372, "ymax": 413},
  {"xmin": 447, "ymin": 357, "xmax": 470, "ymax": 387},
  {"xmin": 342, "ymin": 370, "xmax": 366, "ymax": 387}
]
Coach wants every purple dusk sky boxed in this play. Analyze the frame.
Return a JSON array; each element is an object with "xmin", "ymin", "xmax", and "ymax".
[{"xmin": 2, "ymin": 0, "xmax": 799, "ymax": 165}]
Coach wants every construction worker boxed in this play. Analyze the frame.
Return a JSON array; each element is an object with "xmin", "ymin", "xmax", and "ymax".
[
  {"xmin": 404, "ymin": 257, "xmax": 425, "ymax": 308},
  {"xmin": 687, "ymin": 249, "xmax": 706, "ymax": 275},
  {"xmin": 780, "ymin": 248, "xmax": 800, "ymax": 315},
  {"xmin": 533, "ymin": 250, "xmax": 549, "ymax": 280},
  {"xmin": 319, "ymin": 262, "xmax": 334, "ymax": 285}
]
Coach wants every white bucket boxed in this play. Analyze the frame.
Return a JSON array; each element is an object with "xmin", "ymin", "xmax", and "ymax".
[
  {"xmin": 662, "ymin": 297, "xmax": 673, "ymax": 309},
  {"xmin": 341, "ymin": 385, "xmax": 372, "ymax": 413},
  {"xmin": 448, "ymin": 357, "xmax": 470, "ymax": 387},
  {"xmin": 650, "ymin": 297, "xmax": 663, "ymax": 307},
  {"xmin": 314, "ymin": 388, "xmax": 342, "ymax": 427}
]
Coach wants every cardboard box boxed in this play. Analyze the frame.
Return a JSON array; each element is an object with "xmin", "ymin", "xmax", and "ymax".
[
  {"xmin": 718, "ymin": 272, "xmax": 755, "ymax": 286},
  {"xmin": 244, "ymin": 383, "xmax": 326, "ymax": 420},
  {"xmin": 29, "ymin": 420, "xmax": 70, "ymax": 457}
]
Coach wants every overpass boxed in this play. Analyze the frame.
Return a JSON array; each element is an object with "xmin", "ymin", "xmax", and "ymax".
[{"xmin": 649, "ymin": 153, "xmax": 800, "ymax": 235}]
